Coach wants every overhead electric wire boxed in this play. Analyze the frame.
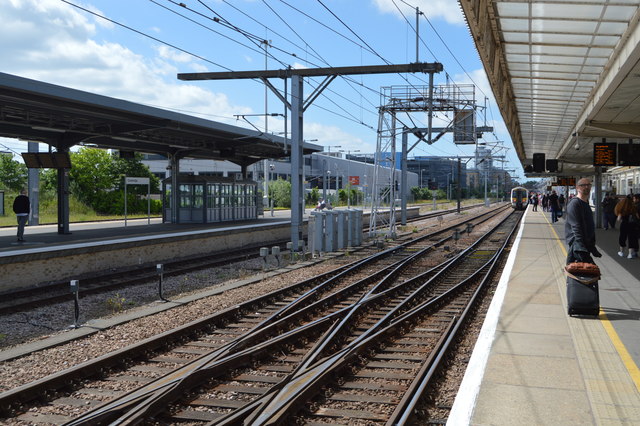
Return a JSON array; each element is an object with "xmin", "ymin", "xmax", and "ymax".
[
  {"xmin": 60, "ymin": 0, "xmax": 232, "ymax": 72},
  {"xmin": 151, "ymin": 0, "xmax": 280, "ymax": 62},
  {"xmin": 163, "ymin": 0, "xmax": 381, "ymax": 131},
  {"xmin": 395, "ymin": 0, "xmax": 509, "ymax": 150}
]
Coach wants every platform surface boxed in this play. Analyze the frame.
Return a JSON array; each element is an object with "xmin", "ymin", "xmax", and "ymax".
[{"xmin": 450, "ymin": 206, "xmax": 640, "ymax": 425}]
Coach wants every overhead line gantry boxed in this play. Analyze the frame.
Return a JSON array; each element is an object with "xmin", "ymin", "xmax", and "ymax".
[{"xmin": 178, "ymin": 62, "xmax": 443, "ymax": 249}]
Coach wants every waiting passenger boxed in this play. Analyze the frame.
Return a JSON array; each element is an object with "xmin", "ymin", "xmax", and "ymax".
[
  {"xmin": 614, "ymin": 195, "xmax": 639, "ymax": 259},
  {"xmin": 565, "ymin": 178, "xmax": 602, "ymax": 263},
  {"xmin": 601, "ymin": 193, "xmax": 618, "ymax": 230},
  {"xmin": 12, "ymin": 189, "xmax": 30, "ymax": 242}
]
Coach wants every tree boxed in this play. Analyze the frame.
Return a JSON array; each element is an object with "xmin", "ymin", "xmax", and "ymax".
[
  {"xmin": 269, "ymin": 178, "xmax": 291, "ymax": 208},
  {"xmin": 0, "ymin": 153, "xmax": 27, "ymax": 192},
  {"xmin": 68, "ymin": 147, "xmax": 117, "ymax": 207},
  {"xmin": 66, "ymin": 147, "xmax": 160, "ymax": 215},
  {"xmin": 306, "ymin": 187, "xmax": 320, "ymax": 206}
]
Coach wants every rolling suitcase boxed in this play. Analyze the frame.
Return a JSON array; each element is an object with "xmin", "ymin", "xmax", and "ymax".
[{"xmin": 566, "ymin": 275, "xmax": 599, "ymax": 316}]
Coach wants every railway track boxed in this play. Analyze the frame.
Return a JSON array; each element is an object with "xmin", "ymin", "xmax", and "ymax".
[
  {"xmin": 0, "ymin": 205, "xmax": 518, "ymax": 425},
  {"xmin": 0, "ymin": 203, "xmax": 487, "ymax": 316}
]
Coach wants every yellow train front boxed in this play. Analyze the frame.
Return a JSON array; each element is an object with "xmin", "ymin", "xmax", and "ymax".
[{"xmin": 510, "ymin": 186, "xmax": 529, "ymax": 210}]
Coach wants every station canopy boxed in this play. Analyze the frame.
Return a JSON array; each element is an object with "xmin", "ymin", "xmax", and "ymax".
[
  {"xmin": 460, "ymin": 1, "xmax": 640, "ymax": 176},
  {"xmin": 0, "ymin": 72, "xmax": 321, "ymax": 167}
]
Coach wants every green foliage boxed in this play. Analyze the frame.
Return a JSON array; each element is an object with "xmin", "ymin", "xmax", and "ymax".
[
  {"xmin": 306, "ymin": 187, "xmax": 320, "ymax": 206},
  {"xmin": 0, "ymin": 154, "xmax": 27, "ymax": 192},
  {"xmin": 105, "ymin": 293, "xmax": 133, "ymax": 313},
  {"xmin": 67, "ymin": 147, "xmax": 159, "ymax": 215},
  {"xmin": 337, "ymin": 186, "xmax": 363, "ymax": 206},
  {"xmin": 269, "ymin": 178, "xmax": 291, "ymax": 208},
  {"xmin": 338, "ymin": 188, "xmax": 348, "ymax": 204},
  {"xmin": 410, "ymin": 186, "xmax": 432, "ymax": 200}
]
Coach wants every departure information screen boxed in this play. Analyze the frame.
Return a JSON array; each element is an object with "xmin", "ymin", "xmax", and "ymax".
[{"xmin": 593, "ymin": 142, "xmax": 617, "ymax": 166}]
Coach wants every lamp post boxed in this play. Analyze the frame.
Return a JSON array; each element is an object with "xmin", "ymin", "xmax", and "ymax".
[
  {"xmin": 326, "ymin": 145, "xmax": 341, "ymax": 154},
  {"xmin": 269, "ymin": 163, "xmax": 275, "ymax": 216}
]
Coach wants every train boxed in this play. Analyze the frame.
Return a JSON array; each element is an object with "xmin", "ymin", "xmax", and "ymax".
[{"xmin": 510, "ymin": 186, "xmax": 529, "ymax": 210}]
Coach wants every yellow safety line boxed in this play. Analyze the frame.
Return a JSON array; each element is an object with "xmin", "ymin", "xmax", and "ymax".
[{"xmin": 538, "ymin": 209, "xmax": 640, "ymax": 392}]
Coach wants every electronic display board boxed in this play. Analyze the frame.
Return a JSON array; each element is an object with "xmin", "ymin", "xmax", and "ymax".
[
  {"xmin": 593, "ymin": 142, "xmax": 617, "ymax": 166},
  {"xmin": 617, "ymin": 144, "xmax": 640, "ymax": 166},
  {"xmin": 22, "ymin": 152, "xmax": 72, "ymax": 169},
  {"xmin": 556, "ymin": 177, "xmax": 576, "ymax": 186}
]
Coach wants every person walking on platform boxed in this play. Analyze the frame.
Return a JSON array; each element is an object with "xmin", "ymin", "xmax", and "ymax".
[
  {"xmin": 558, "ymin": 193, "xmax": 565, "ymax": 216},
  {"xmin": 542, "ymin": 193, "xmax": 549, "ymax": 212},
  {"xmin": 614, "ymin": 195, "xmax": 639, "ymax": 259},
  {"xmin": 549, "ymin": 190, "xmax": 560, "ymax": 223},
  {"xmin": 12, "ymin": 189, "xmax": 30, "ymax": 242},
  {"xmin": 601, "ymin": 193, "xmax": 618, "ymax": 230},
  {"xmin": 531, "ymin": 193, "xmax": 539, "ymax": 211},
  {"xmin": 565, "ymin": 178, "xmax": 602, "ymax": 264}
]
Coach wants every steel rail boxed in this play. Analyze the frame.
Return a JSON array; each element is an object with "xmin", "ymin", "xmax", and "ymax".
[
  {"xmin": 129, "ymin": 211, "xmax": 516, "ymax": 424},
  {"xmin": 61, "ymin": 221, "xmax": 463, "ymax": 424},
  {"xmin": 387, "ymin": 212, "xmax": 521, "ymax": 425},
  {"xmin": 0, "ymin": 203, "xmax": 493, "ymax": 316},
  {"xmin": 60, "ymin": 210, "xmax": 510, "ymax": 425},
  {"xmin": 241, "ymin": 211, "xmax": 518, "ymax": 424},
  {"xmin": 0, "ymin": 206, "xmax": 508, "ymax": 422}
]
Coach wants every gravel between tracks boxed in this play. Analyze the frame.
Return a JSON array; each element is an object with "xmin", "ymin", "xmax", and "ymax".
[{"xmin": 0, "ymin": 206, "xmax": 500, "ymax": 393}]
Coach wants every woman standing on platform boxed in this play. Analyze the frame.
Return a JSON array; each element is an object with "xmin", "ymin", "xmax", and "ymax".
[{"xmin": 614, "ymin": 195, "xmax": 639, "ymax": 259}]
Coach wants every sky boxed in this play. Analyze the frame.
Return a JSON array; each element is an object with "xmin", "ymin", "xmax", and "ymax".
[{"xmin": 0, "ymin": 0, "xmax": 524, "ymax": 179}]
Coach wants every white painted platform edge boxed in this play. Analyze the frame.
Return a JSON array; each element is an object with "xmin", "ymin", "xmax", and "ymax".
[{"xmin": 446, "ymin": 208, "xmax": 528, "ymax": 425}]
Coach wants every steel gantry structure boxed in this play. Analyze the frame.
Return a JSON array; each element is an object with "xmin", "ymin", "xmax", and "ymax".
[
  {"xmin": 369, "ymin": 83, "xmax": 493, "ymax": 238},
  {"xmin": 179, "ymin": 62, "xmax": 443, "ymax": 249}
]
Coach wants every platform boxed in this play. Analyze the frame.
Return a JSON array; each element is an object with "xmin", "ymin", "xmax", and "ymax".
[{"xmin": 450, "ymin": 206, "xmax": 640, "ymax": 425}]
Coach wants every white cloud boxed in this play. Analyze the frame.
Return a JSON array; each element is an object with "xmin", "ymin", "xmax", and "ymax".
[
  {"xmin": 0, "ymin": 0, "xmax": 255, "ymax": 130},
  {"xmin": 372, "ymin": 0, "xmax": 465, "ymax": 25},
  {"xmin": 304, "ymin": 122, "xmax": 373, "ymax": 153},
  {"xmin": 156, "ymin": 45, "xmax": 192, "ymax": 63}
]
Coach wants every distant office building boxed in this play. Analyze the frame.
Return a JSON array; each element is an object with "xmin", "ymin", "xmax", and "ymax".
[{"xmin": 141, "ymin": 152, "xmax": 418, "ymax": 198}]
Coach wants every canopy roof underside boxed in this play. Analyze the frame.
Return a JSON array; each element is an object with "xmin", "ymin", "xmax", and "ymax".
[{"xmin": 460, "ymin": 0, "xmax": 640, "ymax": 176}]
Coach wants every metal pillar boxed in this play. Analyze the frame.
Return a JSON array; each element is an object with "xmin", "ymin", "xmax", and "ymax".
[
  {"xmin": 28, "ymin": 142, "xmax": 39, "ymax": 226},
  {"xmin": 457, "ymin": 158, "xmax": 462, "ymax": 213},
  {"xmin": 291, "ymin": 75, "xmax": 304, "ymax": 249},
  {"xmin": 57, "ymin": 161, "xmax": 70, "ymax": 234},
  {"xmin": 594, "ymin": 167, "xmax": 603, "ymax": 229},
  {"xmin": 170, "ymin": 154, "xmax": 180, "ymax": 224},
  {"xmin": 401, "ymin": 129, "xmax": 408, "ymax": 226}
]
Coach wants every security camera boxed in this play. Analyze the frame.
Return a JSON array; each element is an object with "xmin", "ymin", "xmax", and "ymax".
[{"xmin": 575, "ymin": 143, "xmax": 580, "ymax": 151}]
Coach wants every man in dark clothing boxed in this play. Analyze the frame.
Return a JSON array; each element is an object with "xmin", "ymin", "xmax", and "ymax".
[
  {"xmin": 549, "ymin": 190, "xmax": 560, "ymax": 222},
  {"xmin": 601, "ymin": 193, "xmax": 618, "ymax": 230},
  {"xmin": 12, "ymin": 189, "xmax": 30, "ymax": 242},
  {"xmin": 565, "ymin": 178, "xmax": 602, "ymax": 264}
]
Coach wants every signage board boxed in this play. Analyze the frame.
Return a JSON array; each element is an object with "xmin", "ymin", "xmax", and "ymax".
[
  {"xmin": 617, "ymin": 144, "xmax": 640, "ymax": 166},
  {"xmin": 556, "ymin": 177, "xmax": 576, "ymax": 186},
  {"xmin": 22, "ymin": 152, "xmax": 72, "ymax": 169},
  {"xmin": 348, "ymin": 176, "xmax": 359, "ymax": 185},
  {"xmin": 125, "ymin": 177, "xmax": 150, "ymax": 185},
  {"xmin": 593, "ymin": 142, "xmax": 617, "ymax": 166}
]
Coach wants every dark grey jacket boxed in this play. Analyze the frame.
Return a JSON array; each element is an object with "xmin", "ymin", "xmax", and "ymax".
[{"xmin": 565, "ymin": 197, "xmax": 596, "ymax": 254}]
